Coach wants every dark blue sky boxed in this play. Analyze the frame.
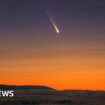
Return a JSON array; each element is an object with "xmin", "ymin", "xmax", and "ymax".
[{"xmin": 0, "ymin": 0, "xmax": 105, "ymax": 36}]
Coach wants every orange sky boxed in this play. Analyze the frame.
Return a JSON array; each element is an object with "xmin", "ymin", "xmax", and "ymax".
[
  {"xmin": 0, "ymin": 38, "xmax": 105, "ymax": 90},
  {"xmin": 0, "ymin": 0, "xmax": 105, "ymax": 91}
]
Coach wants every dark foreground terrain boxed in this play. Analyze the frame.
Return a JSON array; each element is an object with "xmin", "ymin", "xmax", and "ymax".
[{"xmin": 0, "ymin": 85, "xmax": 105, "ymax": 105}]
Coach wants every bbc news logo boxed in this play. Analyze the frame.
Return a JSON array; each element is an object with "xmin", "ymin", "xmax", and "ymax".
[{"xmin": 0, "ymin": 90, "xmax": 14, "ymax": 97}]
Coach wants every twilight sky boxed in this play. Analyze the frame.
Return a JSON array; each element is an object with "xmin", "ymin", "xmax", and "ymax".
[{"xmin": 0, "ymin": 0, "xmax": 105, "ymax": 90}]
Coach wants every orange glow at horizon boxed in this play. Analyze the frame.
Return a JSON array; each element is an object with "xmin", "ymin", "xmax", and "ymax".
[
  {"xmin": 0, "ymin": 49, "xmax": 105, "ymax": 90},
  {"xmin": 0, "ymin": 34, "xmax": 105, "ymax": 91}
]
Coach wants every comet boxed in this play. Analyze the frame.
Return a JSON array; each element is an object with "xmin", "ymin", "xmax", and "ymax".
[
  {"xmin": 48, "ymin": 15, "xmax": 60, "ymax": 34},
  {"xmin": 42, "ymin": 4, "xmax": 60, "ymax": 34}
]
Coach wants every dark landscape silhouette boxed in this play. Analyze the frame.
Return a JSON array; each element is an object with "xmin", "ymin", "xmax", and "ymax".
[
  {"xmin": 0, "ymin": 85, "xmax": 105, "ymax": 105},
  {"xmin": 0, "ymin": 85, "xmax": 54, "ymax": 90}
]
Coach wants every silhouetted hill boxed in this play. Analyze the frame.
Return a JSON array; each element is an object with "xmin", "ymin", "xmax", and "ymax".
[{"xmin": 0, "ymin": 85, "xmax": 54, "ymax": 90}]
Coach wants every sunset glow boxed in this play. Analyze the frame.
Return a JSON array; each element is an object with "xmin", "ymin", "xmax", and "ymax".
[{"xmin": 0, "ymin": 0, "xmax": 105, "ymax": 90}]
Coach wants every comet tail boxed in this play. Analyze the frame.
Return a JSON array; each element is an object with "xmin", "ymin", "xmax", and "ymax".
[{"xmin": 48, "ymin": 15, "xmax": 60, "ymax": 34}]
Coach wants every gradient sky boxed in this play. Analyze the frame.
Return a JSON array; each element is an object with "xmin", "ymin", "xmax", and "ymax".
[{"xmin": 0, "ymin": 0, "xmax": 105, "ymax": 90}]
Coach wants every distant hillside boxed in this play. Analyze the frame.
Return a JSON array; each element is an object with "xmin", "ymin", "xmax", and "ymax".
[{"xmin": 0, "ymin": 85, "xmax": 54, "ymax": 90}]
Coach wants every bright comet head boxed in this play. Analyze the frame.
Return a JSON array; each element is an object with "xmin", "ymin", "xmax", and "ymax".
[
  {"xmin": 56, "ymin": 29, "xmax": 60, "ymax": 34},
  {"xmin": 48, "ymin": 15, "xmax": 60, "ymax": 34}
]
